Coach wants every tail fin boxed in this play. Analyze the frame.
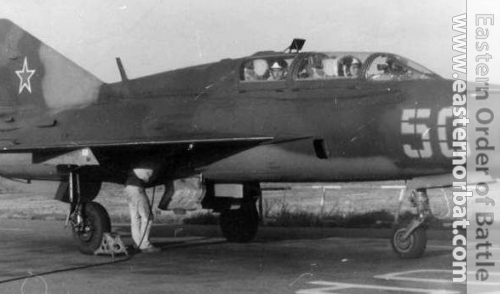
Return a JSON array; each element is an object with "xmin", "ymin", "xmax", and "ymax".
[{"xmin": 0, "ymin": 19, "xmax": 103, "ymax": 112}]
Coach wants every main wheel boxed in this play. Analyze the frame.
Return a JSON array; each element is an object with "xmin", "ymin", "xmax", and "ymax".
[
  {"xmin": 72, "ymin": 201, "xmax": 111, "ymax": 255},
  {"xmin": 220, "ymin": 203, "xmax": 259, "ymax": 243},
  {"xmin": 391, "ymin": 226, "xmax": 427, "ymax": 259}
]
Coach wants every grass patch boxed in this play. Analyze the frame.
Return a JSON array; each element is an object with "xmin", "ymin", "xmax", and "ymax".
[
  {"xmin": 339, "ymin": 210, "xmax": 394, "ymax": 228},
  {"xmin": 267, "ymin": 210, "xmax": 324, "ymax": 227}
]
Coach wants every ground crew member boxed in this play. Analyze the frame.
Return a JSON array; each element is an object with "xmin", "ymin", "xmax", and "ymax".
[{"xmin": 125, "ymin": 166, "xmax": 161, "ymax": 253}]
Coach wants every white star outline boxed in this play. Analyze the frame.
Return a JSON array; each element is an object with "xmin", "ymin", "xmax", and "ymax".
[{"xmin": 15, "ymin": 56, "xmax": 36, "ymax": 94}]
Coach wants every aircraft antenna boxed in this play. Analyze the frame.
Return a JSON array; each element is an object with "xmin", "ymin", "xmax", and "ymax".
[{"xmin": 116, "ymin": 57, "xmax": 129, "ymax": 81}]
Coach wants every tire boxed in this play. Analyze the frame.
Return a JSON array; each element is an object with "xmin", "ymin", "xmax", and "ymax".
[
  {"xmin": 391, "ymin": 226, "xmax": 427, "ymax": 259},
  {"xmin": 220, "ymin": 204, "xmax": 259, "ymax": 243},
  {"xmin": 72, "ymin": 202, "xmax": 111, "ymax": 255}
]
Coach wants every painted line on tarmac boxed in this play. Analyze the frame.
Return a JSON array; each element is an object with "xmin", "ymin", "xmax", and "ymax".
[
  {"xmin": 374, "ymin": 269, "xmax": 452, "ymax": 284},
  {"xmin": 296, "ymin": 281, "xmax": 460, "ymax": 294},
  {"xmin": 375, "ymin": 269, "xmax": 500, "ymax": 286}
]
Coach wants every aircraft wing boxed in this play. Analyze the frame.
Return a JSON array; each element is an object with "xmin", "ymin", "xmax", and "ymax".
[
  {"xmin": 0, "ymin": 134, "xmax": 275, "ymax": 152},
  {"xmin": 0, "ymin": 133, "xmax": 280, "ymax": 185},
  {"xmin": 0, "ymin": 133, "xmax": 276, "ymax": 168}
]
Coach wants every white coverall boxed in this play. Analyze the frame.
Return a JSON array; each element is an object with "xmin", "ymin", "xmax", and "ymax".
[{"xmin": 125, "ymin": 168, "xmax": 155, "ymax": 250}]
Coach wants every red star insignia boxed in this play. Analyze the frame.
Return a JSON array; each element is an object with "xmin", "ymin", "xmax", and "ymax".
[{"xmin": 15, "ymin": 57, "xmax": 36, "ymax": 94}]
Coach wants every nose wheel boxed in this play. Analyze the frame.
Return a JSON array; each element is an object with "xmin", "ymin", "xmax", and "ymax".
[
  {"xmin": 391, "ymin": 188, "xmax": 430, "ymax": 259},
  {"xmin": 391, "ymin": 225, "xmax": 427, "ymax": 258}
]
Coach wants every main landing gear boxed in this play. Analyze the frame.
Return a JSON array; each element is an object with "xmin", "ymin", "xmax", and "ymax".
[
  {"xmin": 391, "ymin": 189, "xmax": 431, "ymax": 259},
  {"xmin": 70, "ymin": 201, "xmax": 111, "ymax": 254},
  {"xmin": 66, "ymin": 171, "xmax": 111, "ymax": 254},
  {"xmin": 206, "ymin": 183, "xmax": 261, "ymax": 244},
  {"xmin": 220, "ymin": 201, "xmax": 259, "ymax": 243}
]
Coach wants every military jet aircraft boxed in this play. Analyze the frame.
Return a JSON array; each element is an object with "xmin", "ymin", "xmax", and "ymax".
[{"xmin": 0, "ymin": 19, "xmax": 459, "ymax": 258}]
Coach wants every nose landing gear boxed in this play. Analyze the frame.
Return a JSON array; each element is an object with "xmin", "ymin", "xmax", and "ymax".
[{"xmin": 391, "ymin": 189, "xmax": 431, "ymax": 259}]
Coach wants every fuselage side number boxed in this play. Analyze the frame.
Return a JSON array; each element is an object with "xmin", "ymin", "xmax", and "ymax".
[{"xmin": 401, "ymin": 107, "xmax": 453, "ymax": 159}]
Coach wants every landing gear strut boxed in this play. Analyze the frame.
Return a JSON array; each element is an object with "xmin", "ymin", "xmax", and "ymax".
[
  {"xmin": 391, "ymin": 189, "xmax": 431, "ymax": 259},
  {"xmin": 66, "ymin": 171, "xmax": 111, "ymax": 254}
]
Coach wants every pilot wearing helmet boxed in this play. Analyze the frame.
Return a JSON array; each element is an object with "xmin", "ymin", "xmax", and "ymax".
[
  {"xmin": 370, "ymin": 58, "xmax": 407, "ymax": 81},
  {"xmin": 268, "ymin": 61, "xmax": 286, "ymax": 81},
  {"xmin": 349, "ymin": 58, "xmax": 361, "ymax": 77},
  {"xmin": 310, "ymin": 55, "xmax": 325, "ymax": 79},
  {"xmin": 340, "ymin": 56, "xmax": 362, "ymax": 77},
  {"xmin": 242, "ymin": 60, "xmax": 257, "ymax": 81}
]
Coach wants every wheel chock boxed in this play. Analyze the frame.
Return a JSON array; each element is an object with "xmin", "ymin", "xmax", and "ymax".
[{"xmin": 94, "ymin": 232, "xmax": 128, "ymax": 257}]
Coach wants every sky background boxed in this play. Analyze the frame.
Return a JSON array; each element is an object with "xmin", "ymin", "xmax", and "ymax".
[{"xmin": 2, "ymin": 0, "xmax": 465, "ymax": 83}]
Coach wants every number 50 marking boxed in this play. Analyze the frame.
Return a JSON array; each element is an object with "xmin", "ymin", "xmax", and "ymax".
[{"xmin": 401, "ymin": 107, "xmax": 453, "ymax": 159}]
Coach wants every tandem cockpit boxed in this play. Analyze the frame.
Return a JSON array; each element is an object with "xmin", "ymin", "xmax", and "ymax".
[{"xmin": 239, "ymin": 51, "xmax": 440, "ymax": 83}]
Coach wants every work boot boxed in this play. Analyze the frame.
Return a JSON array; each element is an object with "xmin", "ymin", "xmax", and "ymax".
[{"xmin": 141, "ymin": 245, "xmax": 161, "ymax": 253}]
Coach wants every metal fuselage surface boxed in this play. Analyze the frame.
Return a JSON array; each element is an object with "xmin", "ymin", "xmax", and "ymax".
[
  {"xmin": 199, "ymin": 78, "xmax": 454, "ymax": 182},
  {"xmin": 0, "ymin": 19, "xmax": 457, "ymax": 186},
  {"xmin": 0, "ymin": 55, "xmax": 455, "ymax": 184}
]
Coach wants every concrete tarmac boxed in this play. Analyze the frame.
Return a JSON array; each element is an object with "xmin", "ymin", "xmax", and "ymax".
[{"xmin": 0, "ymin": 219, "xmax": 465, "ymax": 294}]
